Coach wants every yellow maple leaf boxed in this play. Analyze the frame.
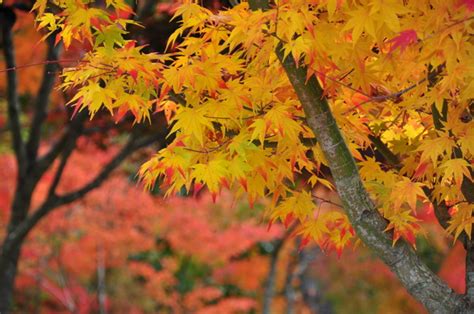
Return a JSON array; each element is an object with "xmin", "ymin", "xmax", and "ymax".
[
  {"xmin": 191, "ymin": 159, "xmax": 229, "ymax": 195},
  {"xmin": 271, "ymin": 191, "xmax": 315, "ymax": 224},
  {"xmin": 441, "ymin": 159, "xmax": 473, "ymax": 187},
  {"xmin": 390, "ymin": 177, "xmax": 426, "ymax": 211},
  {"xmin": 343, "ymin": 7, "xmax": 376, "ymax": 43},
  {"xmin": 170, "ymin": 107, "xmax": 214, "ymax": 146},
  {"xmin": 418, "ymin": 134, "xmax": 456, "ymax": 164},
  {"xmin": 447, "ymin": 203, "xmax": 474, "ymax": 242}
]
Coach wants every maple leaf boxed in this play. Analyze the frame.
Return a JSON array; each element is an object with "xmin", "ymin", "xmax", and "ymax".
[
  {"xmin": 385, "ymin": 210, "xmax": 421, "ymax": 247},
  {"xmin": 343, "ymin": 7, "xmax": 376, "ymax": 42},
  {"xmin": 191, "ymin": 159, "xmax": 230, "ymax": 197},
  {"xmin": 326, "ymin": 0, "xmax": 344, "ymax": 18},
  {"xmin": 271, "ymin": 191, "xmax": 315, "ymax": 224},
  {"xmin": 418, "ymin": 135, "xmax": 456, "ymax": 164},
  {"xmin": 297, "ymin": 211, "xmax": 355, "ymax": 254},
  {"xmin": 170, "ymin": 107, "xmax": 214, "ymax": 146},
  {"xmin": 390, "ymin": 177, "xmax": 426, "ymax": 211},
  {"xmin": 440, "ymin": 159, "xmax": 473, "ymax": 187},
  {"xmin": 297, "ymin": 217, "xmax": 330, "ymax": 245},
  {"xmin": 388, "ymin": 29, "xmax": 418, "ymax": 53},
  {"xmin": 32, "ymin": 0, "xmax": 47, "ymax": 15},
  {"xmin": 37, "ymin": 13, "xmax": 59, "ymax": 32},
  {"xmin": 459, "ymin": 128, "xmax": 474, "ymax": 157},
  {"xmin": 447, "ymin": 203, "xmax": 474, "ymax": 241},
  {"xmin": 155, "ymin": 100, "xmax": 178, "ymax": 123}
]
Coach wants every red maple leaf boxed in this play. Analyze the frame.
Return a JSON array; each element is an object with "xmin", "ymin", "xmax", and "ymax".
[{"xmin": 388, "ymin": 29, "xmax": 418, "ymax": 53}]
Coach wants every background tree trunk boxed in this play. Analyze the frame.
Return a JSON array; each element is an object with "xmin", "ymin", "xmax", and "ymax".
[{"xmin": 0, "ymin": 247, "xmax": 21, "ymax": 313}]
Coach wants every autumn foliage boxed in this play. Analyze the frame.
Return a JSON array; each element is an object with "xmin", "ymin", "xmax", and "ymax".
[
  {"xmin": 1, "ymin": 0, "xmax": 474, "ymax": 312},
  {"xmin": 33, "ymin": 0, "xmax": 473, "ymax": 250}
]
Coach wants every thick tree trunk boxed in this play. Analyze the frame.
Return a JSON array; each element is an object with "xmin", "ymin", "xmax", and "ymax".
[
  {"xmin": 0, "ymin": 191, "xmax": 33, "ymax": 313},
  {"xmin": 0, "ymin": 246, "xmax": 21, "ymax": 313}
]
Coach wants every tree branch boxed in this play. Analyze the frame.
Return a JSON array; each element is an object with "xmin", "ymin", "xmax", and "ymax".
[
  {"xmin": 33, "ymin": 111, "xmax": 88, "ymax": 180},
  {"xmin": 1, "ymin": 130, "xmax": 165, "ymax": 260},
  {"xmin": 1, "ymin": 9, "xmax": 27, "ymax": 177},
  {"xmin": 53, "ymin": 127, "xmax": 165, "ymax": 207},
  {"xmin": 26, "ymin": 34, "xmax": 61, "ymax": 163},
  {"xmin": 367, "ymin": 134, "xmax": 401, "ymax": 169},
  {"xmin": 54, "ymin": 132, "xmax": 156, "ymax": 204},
  {"xmin": 46, "ymin": 135, "xmax": 77, "ymax": 198}
]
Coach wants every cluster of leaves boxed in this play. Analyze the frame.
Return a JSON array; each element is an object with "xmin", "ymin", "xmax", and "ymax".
[
  {"xmin": 34, "ymin": 0, "xmax": 473, "ymax": 253},
  {"xmin": 34, "ymin": 0, "xmax": 168, "ymax": 123},
  {"xmin": 0, "ymin": 142, "xmax": 283, "ymax": 313}
]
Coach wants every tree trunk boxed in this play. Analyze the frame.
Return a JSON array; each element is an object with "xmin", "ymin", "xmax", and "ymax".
[
  {"xmin": 0, "ymin": 246, "xmax": 21, "ymax": 313},
  {"xmin": 0, "ymin": 204, "xmax": 31, "ymax": 313}
]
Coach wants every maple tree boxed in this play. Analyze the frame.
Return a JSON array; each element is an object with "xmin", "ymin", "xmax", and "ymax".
[{"xmin": 2, "ymin": 0, "xmax": 474, "ymax": 312}]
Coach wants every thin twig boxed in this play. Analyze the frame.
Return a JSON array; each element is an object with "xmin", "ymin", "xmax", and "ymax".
[
  {"xmin": 183, "ymin": 138, "xmax": 232, "ymax": 154},
  {"xmin": 27, "ymin": 34, "xmax": 62, "ymax": 162},
  {"xmin": 0, "ymin": 59, "xmax": 81, "ymax": 74},
  {"xmin": 312, "ymin": 194, "xmax": 343, "ymax": 208}
]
